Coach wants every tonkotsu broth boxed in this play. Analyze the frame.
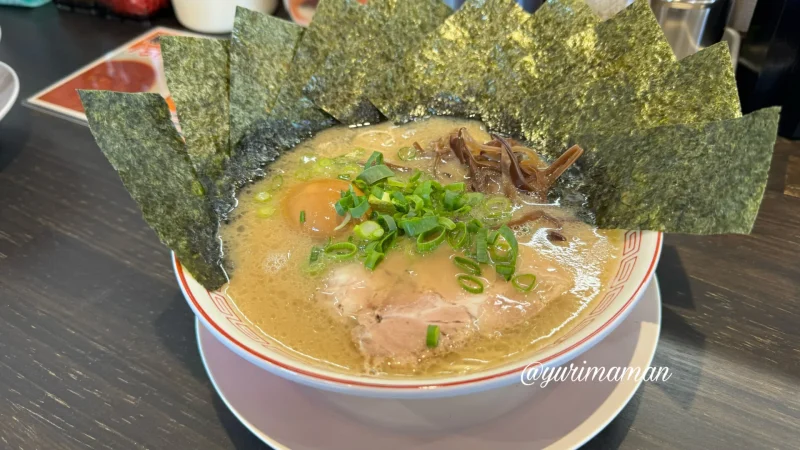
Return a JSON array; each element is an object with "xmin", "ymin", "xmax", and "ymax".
[{"xmin": 220, "ymin": 117, "xmax": 624, "ymax": 377}]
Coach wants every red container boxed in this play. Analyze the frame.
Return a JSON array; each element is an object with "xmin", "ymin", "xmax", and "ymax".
[
  {"xmin": 100, "ymin": 0, "xmax": 168, "ymax": 17},
  {"xmin": 54, "ymin": 0, "xmax": 168, "ymax": 19}
]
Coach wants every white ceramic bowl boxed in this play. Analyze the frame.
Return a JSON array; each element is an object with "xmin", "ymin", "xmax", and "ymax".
[
  {"xmin": 0, "ymin": 61, "xmax": 20, "ymax": 124},
  {"xmin": 173, "ymin": 0, "xmax": 279, "ymax": 34},
  {"xmin": 176, "ymin": 230, "xmax": 662, "ymax": 407}
]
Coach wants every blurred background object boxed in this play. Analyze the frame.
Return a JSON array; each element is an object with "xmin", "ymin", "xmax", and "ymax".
[
  {"xmin": 650, "ymin": 0, "xmax": 734, "ymax": 60},
  {"xmin": 53, "ymin": 0, "xmax": 168, "ymax": 20},
  {"xmin": 0, "ymin": 0, "xmax": 50, "ymax": 6},
  {"xmin": 736, "ymin": 0, "xmax": 800, "ymax": 139},
  {"xmin": 584, "ymin": 0, "xmax": 634, "ymax": 19},
  {"xmin": 284, "ymin": 0, "xmax": 364, "ymax": 26},
  {"xmin": 173, "ymin": 0, "xmax": 278, "ymax": 33}
]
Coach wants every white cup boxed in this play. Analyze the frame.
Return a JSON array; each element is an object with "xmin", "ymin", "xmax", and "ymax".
[{"xmin": 172, "ymin": 0, "xmax": 279, "ymax": 34}]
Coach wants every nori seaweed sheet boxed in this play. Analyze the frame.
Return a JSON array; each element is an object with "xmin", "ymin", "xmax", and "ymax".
[
  {"xmin": 229, "ymin": 8, "xmax": 303, "ymax": 151},
  {"xmin": 515, "ymin": 42, "xmax": 740, "ymax": 158},
  {"xmin": 577, "ymin": 107, "xmax": 781, "ymax": 234},
  {"xmin": 301, "ymin": 0, "xmax": 385, "ymax": 125},
  {"xmin": 269, "ymin": 0, "xmax": 360, "ymax": 127},
  {"xmin": 371, "ymin": 0, "xmax": 530, "ymax": 122},
  {"xmin": 160, "ymin": 36, "xmax": 231, "ymax": 190},
  {"xmin": 79, "ymin": 0, "xmax": 781, "ymax": 291},
  {"xmin": 79, "ymin": 91, "xmax": 227, "ymax": 289},
  {"xmin": 305, "ymin": 0, "xmax": 452, "ymax": 125},
  {"xmin": 479, "ymin": 0, "xmax": 598, "ymax": 110},
  {"xmin": 481, "ymin": 0, "xmax": 674, "ymax": 135}
]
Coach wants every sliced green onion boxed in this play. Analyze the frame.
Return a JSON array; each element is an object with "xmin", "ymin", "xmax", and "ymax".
[
  {"xmin": 444, "ymin": 182, "xmax": 466, "ymax": 192},
  {"xmin": 475, "ymin": 228, "xmax": 489, "ymax": 263},
  {"xmin": 453, "ymin": 205, "xmax": 472, "ymax": 216},
  {"xmin": 364, "ymin": 250, "xmax": 384, "ymax": 270},
  {"xmin": 484, "ymin": 196, "xmax": 512, "ymax": 218},
  {"xmin": 256, "ymin": 206, "xmax": 276, "ymax": 218},
  {"xmin": 495, "ymin": 262, "xmax": 516, "ymax": 281},
  {"xmin": 457, "ymin": 274, "xmax": 484, "ymax": 294},
  {"xmin": 309, "ymin": 246, "xmax": 322, "ymax": 263},
  {"xmin": 417, "ymin": 225, "xmax": 446, "ymax": 252},
  {"xmin": 426, "ymin": 324, "xmax": 440, "ymax": 348},
  {"xmin": 437, "ymin": 216, "xmax": 457, "ymax": 230},
  {"xmin": 317, "ymin": 158, "xmax": 334, "ymax": 168},
  {"xmin": 454, "ymin": 256, "xmax": 481, "ymax": 276},
  {"xmin": 466, "ymin": 219, "xmax": 484, "ymax": 234},
  {"xmin": 368, "ymin": 193, "xmax": 396, "ymax": 214},
  {"xmin": 490, "ymin": 239, "xmax": 513, "ymax": 261},
  {"xmin": 324, "ymin": 242, "xmax": 358, "ymax": 260},
  {"xmin": 357, "ymin": 164, "xmax": 395, "ymax": 185},
  {"xmin": 512, "ymin": 273, "xmax": 537, "ymax": 293},
  {"xmin": 400, "ymin": 215, "xmax": 440, "ymax": 236},
  {"xmin": 487, "ymin": 230, "xmax": 499, "ymax": 245},
  {"xmin": 398, "ymin": 146, "xmax": 418, "ymax": 161},
  {"xmin": 353, "ymin": 179, "xmax": 368, "ymax": 192},
  {"xmin": 462, "ymin": 192, "xmax": 484, "ymax": 205},
  {"xmin": 443, "ymin": 190, "xmax": 462, "ymax": 211},
  {"xmin": 377, "ymin": 214, "xmax": 397, "ymax": 232},
  {"xmin": 365, "ymin": 151, "xmax": 384, "ymax": 167},
  {"xmin": 405, "ymin": 194, "xmax": 425, "ymax": 213},
  {"xmin": 386, "ymin": 177, "xmax": 408, "ymax": 189},
  {"xmin": 447, "ymin": 222, "xmax": 468, "ymax": 249},
  {"xmin": 354, "ymin": 220, "xmax": 385, "ymax": 241},
  {"xmin": 409, "ymin": 170, "xmax": 422, "ymax": 183},
  {"xmin": 494, "ymin": 225, "xmax": 519, "ymax": 261},
  {"xmin": 413, "ymin": 180, "xmax": 434, "ymax": 205},
  {"xmin": 378, "ymin": 230, "xmax": 397, "ymax": 253},
  {"xmin": 337, "ymin": 174, "xmax": 352, "ymax": 180},
  {"xmin": 349, "ymin": 196, "xmax": 371, "ymax": 218},
  {"xmin": 299, "ymin": 210, "xmax": 306, "ymax": 223}
]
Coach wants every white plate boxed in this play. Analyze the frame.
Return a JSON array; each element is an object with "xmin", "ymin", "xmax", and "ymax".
[
  {"xmin": 0, "ymin": 61, "xmax": 20, "ymax": 123},
  {"xmin": 197, "ymin": 277, "xmax": 661, "ymax": 449}
]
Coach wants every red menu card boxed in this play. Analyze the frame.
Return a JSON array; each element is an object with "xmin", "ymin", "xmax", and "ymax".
[{"xmin": 26, "ymin": 27, "xmax": 204, "ymax": 125}]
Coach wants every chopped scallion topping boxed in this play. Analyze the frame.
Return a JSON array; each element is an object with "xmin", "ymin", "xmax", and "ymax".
[
  {"xmin": 299, "ymin": 210, "xmax": 306, "ymax": 224},
  {"xmin": 512, "ymin": 273, "xmax": 537, "ymax": 293},
  {"xmin": 397, "ymin": 146, "xmax": 417, "ymax": 161},
  {"xmin": 324, "ymin": 242, "xmax": 357, "ymax": 260},
  {"xmin": 453, "ymin": 256, "xmax": 481, "ymax": 275},
  {"xmin": 417, "ymin": 225, "xmax": 446, "ymax": 252},
  {"xmin": 357, "ymin": 164, "xmax": 395, "ymax": 185},
  {"xmin": 354, "ymin": 220, "xmax": 385, "ymax": 241},
  {"xmin": 475, "ymin": 228, "xmax": 489, "ymax": 264},
  {"xmin": 426, "ymin": 324, "xmax": 440, "ymax": 348},
  {"xmin": 456, "ymin": 274, "xmax": 484, "ymax": 294}
]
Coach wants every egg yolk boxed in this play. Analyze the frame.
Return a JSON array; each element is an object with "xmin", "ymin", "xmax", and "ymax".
[{"xmin": 281, "ymin": 179, "xmax": 362, "ymax": 237}]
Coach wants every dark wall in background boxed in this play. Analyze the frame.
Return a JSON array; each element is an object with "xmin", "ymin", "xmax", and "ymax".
[{"xmin": 737, "ymin": 0, "xmax": 800, "ymax": 139}]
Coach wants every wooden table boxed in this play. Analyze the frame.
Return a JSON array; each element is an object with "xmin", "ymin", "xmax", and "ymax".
[{"xmin": 1, "ymin": 5, "xmax": 798, "ymax": 449}]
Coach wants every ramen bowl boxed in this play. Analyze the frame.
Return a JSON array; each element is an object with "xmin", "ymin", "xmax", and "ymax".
[{"xmin": 175, "ymin": 230, "xmax": 661, "ymax": 429}]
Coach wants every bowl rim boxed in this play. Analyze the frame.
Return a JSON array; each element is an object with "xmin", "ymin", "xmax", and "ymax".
[
  {"xmin": 0, "ymin": 61, "xmax": 20, "ymax": 123},
  {"xmin": 175, "ymin": 231, "xmax": 662, "ymax": 395}
]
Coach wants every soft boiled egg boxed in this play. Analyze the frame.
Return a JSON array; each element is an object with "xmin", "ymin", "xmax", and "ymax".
[{"xmin": 281, "ymin": 179, "xmax": 363, "ymax": 237}]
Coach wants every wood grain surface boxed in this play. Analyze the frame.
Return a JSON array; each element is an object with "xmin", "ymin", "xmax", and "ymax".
[{"xmin": 1, "ymin": 4, "xmax": 798, "ymax": 449}]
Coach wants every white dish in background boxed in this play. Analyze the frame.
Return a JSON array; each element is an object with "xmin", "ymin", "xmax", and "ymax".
[
  {"xmin": 173, "ymin": 0, "xmax": 278, "ymax": 34},
  {"xmin": 0, "ymin": 61, "xmax": 20, "ymax": 123},
  {"xmin": 198, "ymin": 277, "xmax": 662, "ymax": 449}
]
